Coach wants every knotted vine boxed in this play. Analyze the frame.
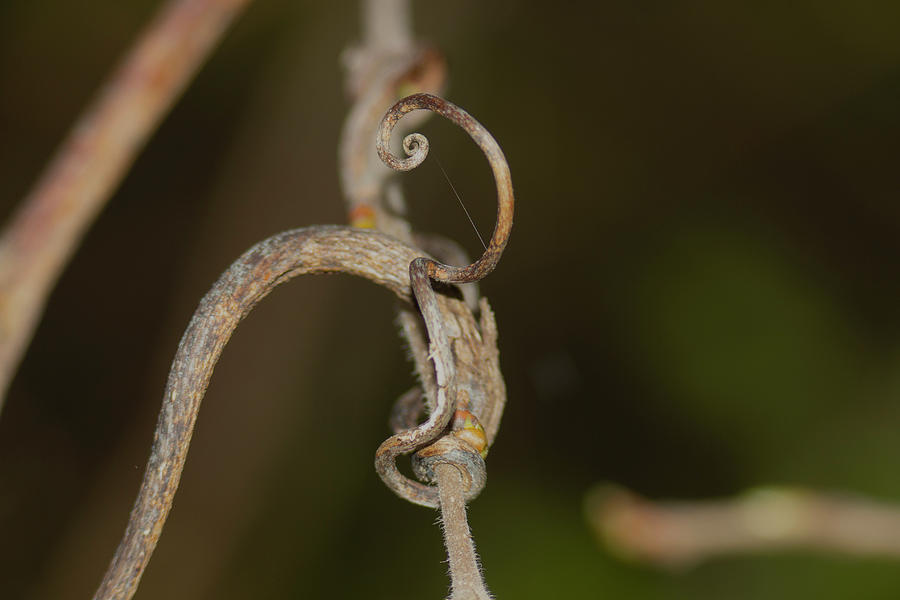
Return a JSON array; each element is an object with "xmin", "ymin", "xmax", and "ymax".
[{"xmin": 93, "ymin": 94, "xmax": 513, "ymax": 600}]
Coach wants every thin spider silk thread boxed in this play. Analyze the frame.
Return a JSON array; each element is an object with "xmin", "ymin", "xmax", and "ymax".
[{"xmin": 433, "ymin": 153, "xmax": 488, "ymax": 251}]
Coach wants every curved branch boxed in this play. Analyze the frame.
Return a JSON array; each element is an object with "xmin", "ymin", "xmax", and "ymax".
[
  {"xmin": 376, "ymin": 93, "xmax": 514, "ymax": 284},
  {"xmin": 93, "ymin": 226, "xmax": 426, "ymax": 600}
]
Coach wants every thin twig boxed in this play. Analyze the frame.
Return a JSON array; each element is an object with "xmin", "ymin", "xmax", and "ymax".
[
  {"xmin": 586, "ymin": 485, "xmax": 900, "ymax": 568},
  {"xmin": 437, "ymin": 463, "xmax": 492, "ymax": 600},
  {"xmin": 0, "ymin": 0, "xmax": 251, "ymax": 408}
]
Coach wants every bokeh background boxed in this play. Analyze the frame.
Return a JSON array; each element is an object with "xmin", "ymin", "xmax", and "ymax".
[{"xmin": 3, "ymin": 1, "xmax": 900, "ymax": 598}]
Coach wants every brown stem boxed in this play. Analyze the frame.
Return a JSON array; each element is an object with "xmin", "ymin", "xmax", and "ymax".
[
  {"xmin": 373, "ymin": 257, "xmax": 459, "ymax": 508},
  {"xmin": 587, "ymin": 485, "xmax": 900, "ymax": 568},
  {"xmin": 413, "ymin": 232, "xmax": 480, "ymax": 311},
  {"xmin": 0, "ymin": 0, "xmax": 252, "ymax": 408},
  {"xmin": 437, "ymin": 463, "xmax": 492, "ymax": 600},
  {"xmin": 93, "ymin": 226, "xmax": 422, "ymax": 600},
  {"xmin": 342, "ymin": 10, "xmax": 509, "ymax": 597},
  {"xmin": 371, "ymin": 94, "xmax": 511, "ymax": 509},
  {"xmin": 376, "ymin": 93, "xmax": 515, "ymax": 284}
]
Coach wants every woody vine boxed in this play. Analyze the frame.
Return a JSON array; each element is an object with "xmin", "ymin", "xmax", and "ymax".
[
  {"xmin": 5, "ymin": 2, "xmax": 900, "ymax": 598},
  {"xmin": 93, "ymin": 92, "xmax": 513, "ymax": 600},
  {"xmin": 0, "ymin": 0, "xmax": 513, "ymax": 597}
]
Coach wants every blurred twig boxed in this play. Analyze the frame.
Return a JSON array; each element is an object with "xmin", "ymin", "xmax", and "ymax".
[
  {"xmin": 370, "ymin": 87, "xmax": 514, "ymax": 596},
  {"xmin": 0, "ymin": 0, "xmax": 251, "ymax": 408},
  {"xmin": 339, "ymin": 0, "xmax": 445, "ymax": 239},
  {"xmin": 586, "ymin": 485, "xmax": 900, "ymax": 568}
]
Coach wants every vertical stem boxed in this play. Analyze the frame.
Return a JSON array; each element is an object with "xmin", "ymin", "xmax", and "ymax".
[
  {"xmin": 363, "ymin": 0, "xmax": 413, "ymax": 52},
  {"xmin": 340, "ymin": 0, "xmax": 445, "ymax": 238},
  {"xmin": 436, "ymin": 463, "xmax": 492, "ymax": 600}
]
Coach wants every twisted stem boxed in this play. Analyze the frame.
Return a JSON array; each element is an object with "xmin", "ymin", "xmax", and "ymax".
[{"xmin": 373, "ymin": 257, "xmax": 459, "ymax": 508}]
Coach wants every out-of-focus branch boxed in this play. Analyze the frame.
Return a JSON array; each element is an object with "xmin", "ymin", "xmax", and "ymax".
[
  {"xmin": 339, "ymin": 0, "xmax": 445, "ymax": 240},
  {"xmin": 586, "ymin": 485, "xmax": 900, "ymax": 568},
  {"xmin": 362, "ymin": 0, "xmax": 413, "ymax": 52},
  {"xmin": 0, "ymin": 0, "xmax": 252, "ymax": 409}
]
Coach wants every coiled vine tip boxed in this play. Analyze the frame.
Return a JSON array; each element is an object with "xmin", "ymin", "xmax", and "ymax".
[
  {"xmin": 376, "ymin": 93, "xmax": 515, "ymax": 284},
  {"xmin": 400, "ymin": 133, "xmax": 429, "ymax": 168}
]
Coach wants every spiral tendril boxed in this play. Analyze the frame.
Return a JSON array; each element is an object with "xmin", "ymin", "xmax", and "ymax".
[{"xmin": 376, "ymin": 93, "xmax": 514, "ymax": 284}]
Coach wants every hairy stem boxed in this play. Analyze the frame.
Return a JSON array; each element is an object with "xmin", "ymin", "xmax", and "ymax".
[{"xmin": 437, "ymin": 463, "xmax": 492, "ymax": 600}]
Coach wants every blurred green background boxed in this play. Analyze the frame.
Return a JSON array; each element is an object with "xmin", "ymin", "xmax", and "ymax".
[{"xmin": 2, "ymin": 0, "xmax": 900, "ymax": 598}]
